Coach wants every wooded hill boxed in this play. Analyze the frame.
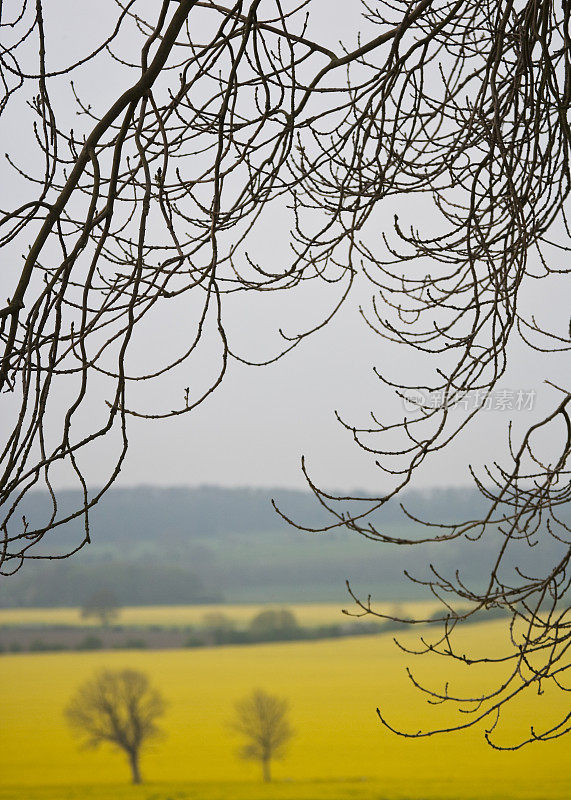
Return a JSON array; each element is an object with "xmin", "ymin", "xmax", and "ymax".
[{"xmin": 1, "ymin": 485, "xmax": 565, "ymax": 606}]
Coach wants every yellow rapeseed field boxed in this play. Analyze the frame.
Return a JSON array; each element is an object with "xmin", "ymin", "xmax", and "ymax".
[
  {"xmin": 0, "ymin": 781, "xmax": 453, "ymax": 800},
  {"xmin": 1, "ymin": 622, "xmax": 569, "ymax": 799},
  {"xmin": 0, "ymin": 600, "xmax": 438, "ymax": 628}
]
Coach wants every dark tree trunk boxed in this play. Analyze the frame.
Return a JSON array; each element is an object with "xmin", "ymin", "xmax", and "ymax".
[
  {"xmin": 262, "ymin": 756, "xmax": 271, "ymax": 783},
  {"xmin": 128, "ymin": 750, "xmax": 142, "ymax": 784}
]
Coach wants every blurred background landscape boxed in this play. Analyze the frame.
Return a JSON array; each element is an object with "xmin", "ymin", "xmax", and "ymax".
[
  {"xmin": 1, "ymin": 485, "xmax": 569, "ymax": 800},
  {"xmin": 4, "ymin": 484, "xmax": 566, "ymax": 608}
]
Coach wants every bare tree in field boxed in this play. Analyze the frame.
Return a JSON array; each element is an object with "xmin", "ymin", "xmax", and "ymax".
[
  {"xmin": 65, "ymin": 669, "xmax": 165, "ymax": 784},
  {"xmin": 80, "ymin": 590, "xmax": 121, "ymax": 627},
  {"xmin": 230, "ymin": 688, "xmax": 293, "ymax": 782},
  {"xmin": 2, "ymin": 0, "xmax": 570, "ymax": 747}
]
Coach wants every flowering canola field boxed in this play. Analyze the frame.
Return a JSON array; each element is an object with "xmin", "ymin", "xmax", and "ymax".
[
  {"xmin": 0, "ymin": 600, "xmax": 438, "ymax": 628},
  {"xmin": 0, "ymin": 621, "xmax": 569, "ymax": 799}
]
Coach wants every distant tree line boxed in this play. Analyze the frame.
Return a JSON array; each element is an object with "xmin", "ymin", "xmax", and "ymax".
[
  {"xmin": 0, "ymin": 607, "xmax": 390, "ymax": 654},
  {"xmin": 1, "ymin": 606, "xmax": 508, "ymax": 655},
  {"xmin": 0, "ymin": 560, "xmax": 222, "ymax": 608},
  {"xmin": 13, "ymin": 486, "xmax": 493, "ymax": 553},
  {"xmin": 3, "ymin": 486, "xmax": 565, "ymax": 609},
  {"xmin": 185, "ymin": 607, "xmax": 389, "ymax": 647}
]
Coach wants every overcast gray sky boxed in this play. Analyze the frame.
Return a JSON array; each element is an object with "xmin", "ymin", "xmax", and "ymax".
[{"xmin": 1, "ymin": 1, "xmax": 568, "ymax": 495}]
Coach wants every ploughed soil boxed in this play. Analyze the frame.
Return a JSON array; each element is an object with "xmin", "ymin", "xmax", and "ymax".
[{"xmin": 0, "ymin": 625, "xmax": 190, "ymax": 652}]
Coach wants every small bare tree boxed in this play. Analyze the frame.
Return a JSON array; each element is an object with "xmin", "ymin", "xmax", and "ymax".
[
  {"xmin": 230, "ymin": 688, "xmax": 293, "ymax": 782},
  {"xmin": 65, "ymin": 668, "xmax": 165, "ymax": 784},
  {"xmin": 80, "ymin": 590, "xmax": 120, "ymax": 627}
]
